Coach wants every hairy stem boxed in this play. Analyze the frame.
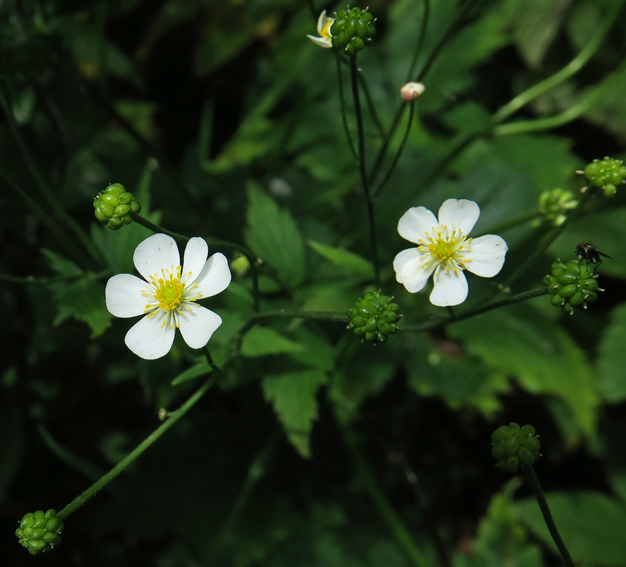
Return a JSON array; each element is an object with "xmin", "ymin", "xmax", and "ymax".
[{"xmin": 57, "ymin": 376, "xmax": 217, "ymax": 521}]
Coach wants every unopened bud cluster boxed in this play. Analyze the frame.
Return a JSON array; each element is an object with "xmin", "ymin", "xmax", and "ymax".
[
  {"xmin": 16, "ymin": 510, "xmax": 63, "ymax": 555},
  {"xmin": 347, "ymin": 291, "xmax": 401, "ymax": 343},
  {"xmin": 532, "ymin": 188, "xmax": 578, "ymax": 228},
  {"xmin": 331, "ymin": 7, "xmax": 376, "ymax": 55},
  {"xmin": 491, "ymin": 422, "xmax": 541, "ymax": 473},
  {"xmin": 583, "ymin": 157, "xmax": 626, "ymax": 197},
  {"xmin": 94, "ymin": 183, "xmax": 141, "ymax": 230},
  {"xmin": 543, "ymin": 258, "xmax": 602, "ymax": 315}
]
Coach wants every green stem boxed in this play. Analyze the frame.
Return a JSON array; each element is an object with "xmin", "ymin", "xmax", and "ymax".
[
  {"xmin": 336, "ymin": 53, "xmax": 358, "ymax": 160},
  {"xmin": 134, "ymin": 215, "xmax": 261, "ymax": 313},
  {"xmin": 521, "ymin": 464, "xmax": 575, "ymax": 567},
  {"xmin": 493, "ymin": 1, "xmax": 623, "ymax": 124},
  {"xmin": 203, "ymin": 345, "xmax": 222, "ymax": 373},
  {"xmin": 0, "ymin": 83, "xmax": 104, "ymax": 267},
  {"xmin": 493, "ymin": 88, "xmax": 603, "ymax": 136},
  {"xmin": 407, "ymin": 0, "xmax": 431, "ymax": 81},
  {"xmin": 57, "ymin": 375, "xmax": 217, "ymax": 521},
  {"xmin": 482, "ymin": 211, "xmax": 538, "ymax": 235},
  {"xmin": 502, "ymin": 187, "xmax": 598, "ymax": 290},
  {"xmin": 402, "ymin": 287, "xmax": 550, "ymax": 333},
  {"xmin": 349, "ymin": 54, "xmax": 380, "ymax": 282},
  {"xmin": 373, "ymin": 102, "xmax": 415, "ymax": 198},
  {"xmin": 340, "ymin": 422, "xmax": 430, "ymax": 567}
]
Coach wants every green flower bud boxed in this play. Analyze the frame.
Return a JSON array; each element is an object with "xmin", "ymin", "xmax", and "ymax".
[
  {"xmin": 347, "ymin": 290, "xmax": 401, "ymax": 343},
  {"xmin": 544, "ymin": 257, "xmax": 604, "ymax": 314},
  {"xmin": 532, "ymin": 188, "xmax": 578, "ymax": 228},
  {"xmin": 583, "ymin": 157, "xmax": 626, "ymax": 197},
  {"xmin": 491, "ymin": 423, "xmax": 541, "ymax": 473},
  {"xmin": 16, "ymin": 509, "xmax": 63, "ymax": 555},
  {"xmin": 93, "ymin": 183, "xmax": 142, "ymax": 230},
  {"xmin": 331, "ymin": 6, "xmax": 376, "ymax": 55}
]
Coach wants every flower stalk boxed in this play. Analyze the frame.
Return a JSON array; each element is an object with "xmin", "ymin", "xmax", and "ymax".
[
  {"xmin": 521, "ymin": 464, "xmax": 575, "ymax": 567},
  {"xmin": 57, "ymin": 375, "xmax": 217, "ymax": 521},
  {"xmin": 349, "ymin": 54, "xmax": 380, "ymax": 282}
]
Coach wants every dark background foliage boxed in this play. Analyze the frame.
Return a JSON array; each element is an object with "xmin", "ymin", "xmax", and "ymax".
[{"xmin": 2, "ymin": 0, "xmax": 626, "ymax": 566}]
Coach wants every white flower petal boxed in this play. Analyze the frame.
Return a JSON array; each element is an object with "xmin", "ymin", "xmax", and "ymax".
[
  {"xmin": 124, "ymin": 312, "xmax": 175, "ymax": 360},
  {"xmin": 393, "ymin": 248, "xmax": 435, "ymax": 292},
  {"xmin": 193, "ymin": 253, "xmax": 232, "ymax": 299},
  {"xmin": 133, "ymin": 234, "xmax": 180, "ymax": 282},
  {"xmin": 307, "ymin": 34, "xmax": 333, "ymax": 48},
  {"xmin": 430, "ymin": 267, "xmax": 468, "ymax": 306},
  {"xmin": 178, "ymin": 304, "xmax": 222, "ymax": 349},
  {"xmin": 106, "ymin": 274, "xmax": 152, "ymax": 318},
  {"xmin": 465, "ymin": 234, "xmax": 508, "ymax": 277},
  {"xmin": 397, "ymin": 207, "xmax": 438, "ymax": 244},
  {"xmin": 181, "ymin": 237, "xmax": 209, "ymax": 284},
  {"xmin": 317, "ymin": 10, "xmax": 330, "ymax": 32},
  {"xmin": 438, "ymin": 199, "xmax": 480, "ymax": 235}
]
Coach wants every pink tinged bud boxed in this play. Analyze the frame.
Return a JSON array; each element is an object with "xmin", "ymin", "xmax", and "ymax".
[{"xmin": 400, "ymin": 82, "xmax": 425, "ymax": 102}]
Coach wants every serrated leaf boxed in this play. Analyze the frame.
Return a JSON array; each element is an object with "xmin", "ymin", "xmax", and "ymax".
[
  {"xmin": 53, "ymin": 273, "xmax": 112, "ymax": 336},
  {"xmin": 308, "ymin": 240, "xmax": 374, "ymax": 280},
  {"xmin": 244, "ymin": 183, "xmax": 305, "ymax": 288},
  {"xmin": 262, "ymin": 370, "xmax": 327, "ymax": 458},
  {"xmin": 241, "ymin": 326, "xmax": 305, "ymax": 358},
  {"xmin": 597, "ymin": 302, "xmax": 626, "ymax": 403},
  {"xmin": 449, "ymin": 306, "xmax": 598, "ymax": 436},
  {"xmin": 516, "ymin": 492, "xmax": 626, "ymax": 566},
  {"xmin": 41, "ymin": 248, "xmax": 83, "ymax": 277}
]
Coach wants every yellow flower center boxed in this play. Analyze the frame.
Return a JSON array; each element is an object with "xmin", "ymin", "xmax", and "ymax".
[
  {"xmin": 417, "ymin": 225, "xmax": 471, "ymax": 274},
  {"xmin": 321, "ymin": 19, "xmax": 333, "ymax": 39},
  {"xmin": 146, "ymin": 266, "xmax": 187, "ymax": 312}
]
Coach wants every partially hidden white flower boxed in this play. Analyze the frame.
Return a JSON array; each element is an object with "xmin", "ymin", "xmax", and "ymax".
[
  {"xmin": 106, "ymin": 233, "xmax": 231, "ymax": 360},
  {"xmin": 393, "ymin": 199, "xmax": 508, "ymax": 307},
  {"xmin": 307, "ymin": 10, "xmax": 334, "ymax": 48}
]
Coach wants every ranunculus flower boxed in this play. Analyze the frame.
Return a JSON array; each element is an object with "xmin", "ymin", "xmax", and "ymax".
[
  {"xmin": 307, "ymin": 10, "xmax": 334, "ymax": 48},
  {"xmin": 106, "ymin": 234, "xmax": 231, "ymax": 359},
  {"xmin": 393, "ymin": 199, "xmax": 508, "ymax": 306}
]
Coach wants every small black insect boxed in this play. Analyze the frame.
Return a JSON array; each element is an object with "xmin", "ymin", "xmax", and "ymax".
[{"xmin": 576, "ymin": 243, "xmax": 612, "ymax": 264}]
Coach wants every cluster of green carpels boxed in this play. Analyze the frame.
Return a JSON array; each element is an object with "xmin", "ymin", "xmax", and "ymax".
[
  {"xmin": 93, "ymin": 182, "xmax": 141, "ymax": 230},
  {"xmin": 544, "ymin": 258, "xmax": 602, "ymax": 315},
  {"xmin": 583, "ymin": 157, "xmax": 626, "ymax": 197},
  {"xmin": 331, "ymin": 7, "xmax": 376, "ymax": 55},
  {"xmin": 491, "ymin": 423, "xmax": 541, "ymax": 473},
  {"xmin": 347, "ymin": 291, "xmax": 401, "ymax": 343},
  {"xmin": 15, "ymin": 510, "xmax": 63, "ymax": 555}
]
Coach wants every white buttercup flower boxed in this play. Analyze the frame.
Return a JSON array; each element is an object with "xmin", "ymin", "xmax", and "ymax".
[
  {"xmin": 307, "ymin": 10, "xmax": 334, "ymax": 48},
  {"xmin": 106, "ymin": 233, "xmax": 231, "ymax": 360},
  {"xmin": 393, "ymin": 199, "xmax": 508, "ymax": 307}
]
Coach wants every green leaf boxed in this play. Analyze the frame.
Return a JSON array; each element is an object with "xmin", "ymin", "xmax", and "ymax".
[
  {"xmin": 241, "ymin": 326, "xmax": 305, "ymax": 358},
  {"xmin": 244, "ymin": 183, "xmax": 306, "ymax": 288},
  {"xmin": 41, "ymin": 248, "xmax": 83, "ymax": 277},
  {"xmin": 597, "ymin": 302, "xmax": 626, "ymax": 403},
  {"xmin": 454, "ymin": 478, "xmax": 544, "ymax": 567},
  {"xmin": 308, "ymin": 240, "xmax": 374, "ymax": 280},
  {"xmin": 0, "ymin": 404, "xmax": 22, "ymax": 505},
  {"xmin": 506, "ymin": 0, "xmax": 564, "ymax": 68},
  {"xmin": 262, "ymin": 370, "xmax": 327, "ymax": 458},
  {"xmin": 516, "ymin": 491, "xmax": 626, "ymax": 566},
  {"xmin": 53, "ymin": 273, "xmax": 112, "ymax": 336},
  {"xmin": 405, "ymin": 335, "xmax": 508, "ymax": 417},
  {"xmin": 329, "ymin": 346, "xmax": 395, "ymax": 421},
  {"xmin": 449, "ymin": 306, "xmax": 598, "ymax": 437}
]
